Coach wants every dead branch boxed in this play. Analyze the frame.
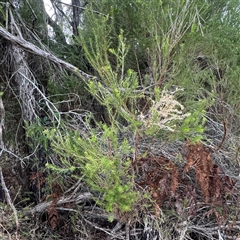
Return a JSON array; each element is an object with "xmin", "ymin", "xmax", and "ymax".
[
  {"xmin": 0, "ymin": 26, "xmax": 94, "ymax": 81},
  {"xmin": 0, "ymin": 168, "xmax": 19, "ymax": 235},
  {"xmin": 84, "ymin": 218, "xmax": 125, "ymax": 240},
  {"xmin": 24, "ymin": 192, "xmax": 92, "ymax": 215},
  {"xmin": 0, "ymin": 56, "xmax": 19, "ymax": 238},
  {"xmin": 216, "ymin": 121, "xmax": 227, "ymax": 151},
  {"xmin": 0, "ymin": 97, "xmax": 5, "ymax": 148},
  {"xmin": 0, "ymin": 223, "xmax": 12, "ymax": 240},
  {"xmin": 186, "ymin": 221, "xmax": 240, "ymax": 239}
]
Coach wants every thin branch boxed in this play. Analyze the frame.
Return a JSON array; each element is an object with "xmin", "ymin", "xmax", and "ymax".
[
  {"xmin": 50, "ymin": 0, "xmax": 71, "ymax": 25},
  {"xmin": 216, "ymin": 121, "xmax": 226, "ymax": 151},
  {"xmin": 18, "ymin": 72, "xmax": 61, "ymax": 126}
]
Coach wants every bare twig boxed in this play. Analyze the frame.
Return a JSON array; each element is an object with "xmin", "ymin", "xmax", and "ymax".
[{"xmin": 18, "ymin": 72, "xmax": 61, "ymax": 126}]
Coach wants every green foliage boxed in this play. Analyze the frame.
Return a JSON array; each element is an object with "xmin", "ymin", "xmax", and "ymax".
[
  {"xmin": 76, "ymin": 11, "xmax": 113, "ymax": 77},
  {"xmin": 25, "ymin": 119, "xmax": 49, "ymax": 151},
  {"xmin": 78, "ymin": 24, "xmax": 205, "ymax": 140},
  {"xmin": 19, "ymin": 0, "xmax": 47, "ymax": 40},
  {"xmin": 176, "ymin": 99, "xmax": 208, "ymax": 143},
  {"xmin": 79, "ymin": 0, "xmax": 202, "ymax": 78},
  {"xmin": 44, "ymin": 124, "xmax": 138, "ymax": 214},
  {"xmin": 167, "ymin": 0, "xmax": 240, "ymax": 124},
  {"xmin": 78, "ymin": 28, "xmax": 142, "ymax": 125}
]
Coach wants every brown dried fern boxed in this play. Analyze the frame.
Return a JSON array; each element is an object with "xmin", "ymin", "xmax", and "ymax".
[
  {"xmin": 48, "ymin": 202, "xmax": 58, "ymax": 230},
  {"xmin": 29, "ymin": 171, "xmax": 46, "ymax": 190},
  {"xmin": 47, "ymin": 184, "xmax": 62, "ymax": 230},
  {"xmin": 184, "ymin": 142, "xmax": 212, "ymax": 203},
  {"xmin": 136, "ymin": 156, "xmax": 179, "ymax": 207},
  {"xmin": 183, "ymin": 142, "xmax": 235, "ymax": 204}
]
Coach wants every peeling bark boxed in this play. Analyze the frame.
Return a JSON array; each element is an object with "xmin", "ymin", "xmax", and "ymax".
[{"xmin": 9, "ymin": 9, "xmax": 37, "ymax": 122}]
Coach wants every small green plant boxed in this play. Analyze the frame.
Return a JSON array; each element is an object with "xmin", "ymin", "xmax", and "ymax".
[{"xmin": 44, "ymin": 123, "xmax": 138, "ymax": 214}]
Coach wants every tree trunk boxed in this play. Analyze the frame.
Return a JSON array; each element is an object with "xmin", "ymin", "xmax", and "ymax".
[{"xmin": 9, "ymin": 10, "xmax": 37, "ymax": 122}]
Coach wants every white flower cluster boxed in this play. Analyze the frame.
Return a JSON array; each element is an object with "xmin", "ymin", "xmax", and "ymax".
[{"xmin": 139, "ymin": 89, "xmax": 190, "ymax": 132}]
